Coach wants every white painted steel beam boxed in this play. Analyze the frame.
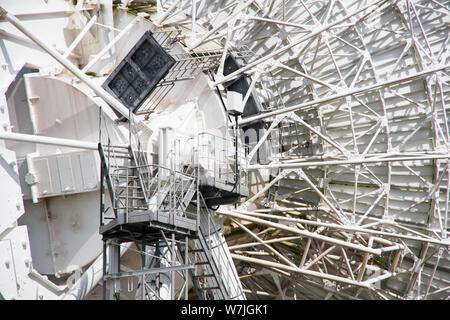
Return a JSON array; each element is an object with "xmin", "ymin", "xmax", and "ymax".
[
  {"xmin": 230, "ymin": 254, "xmax": 372, "ymax": 288},
  {"xmin": 63, "ymin": 14, "xmax": 98, "ymax": 59},
  {"xmin": 217, "ymin": 208, "xmax": 394, "ymax": 255},
  {"xmin": 236, "ymin": 210, "xmax": 449, "ymax": 247},
  {"xmin": 81, "ymin": 16, "xmax": 141, "ymax": 73},
  {"xmin": 212, "ymin": 0, "xmax": 389, "ymax": 87},
  {"xmin": 0, "ymin": 132, "xmax": 99, "ymax": 150},
  {"xmin": 237, "ymin": 64, "xmax": 450, "ymax": 126},
  {"xmin": 248, "ymin": 154, "xmax": 450, "ymax": 170},
  {"xmin": 0, "ymin": 6, "xmax": 132, "ymax": 120}
]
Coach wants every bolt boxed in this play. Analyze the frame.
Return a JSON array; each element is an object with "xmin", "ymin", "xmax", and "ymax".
[{"xmin": 25, "ymin": 172, "xmax": 38, "ymax": 185}]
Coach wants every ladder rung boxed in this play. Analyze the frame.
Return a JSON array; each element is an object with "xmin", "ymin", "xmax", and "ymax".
[
  {"xmin": 202, "ymin": 286, "xmax": 220, "ymax": 290},
  {"xmin": 110, "ymin": 155, "xmax": 131, "ymax": 159},
  {"xmin": 117, "ymin": 195, "xmax": 145, "ymax": 199},
  {"xmin": 193, "ymin": 274, "xmax": 215, "ymax": 278},
  {"xmin": 103, "ymin": 145, "xmax": 129, "ymax": 150},
  {"xmin": 116, "ymin": 185, "xmax": 142, "ymax": 189},
  {"xmin": 118, "ymin": 206, "xmax": 148, "ymax": 210},
  {"xmin": 103, "ymin": 149, "xmax": 130, "ymax": 155}
]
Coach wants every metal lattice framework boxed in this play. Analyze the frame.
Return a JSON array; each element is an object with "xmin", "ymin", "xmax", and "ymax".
[
  {"xmin": 148, "ymin": 0, "xmax": 450, "ymax": 299},
  {"xmin": 0, "ymin": 0, "xmax": 448, "ymax": 300}
]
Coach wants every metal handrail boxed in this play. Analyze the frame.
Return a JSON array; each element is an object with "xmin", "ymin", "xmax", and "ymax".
[
  {"xmin": 196, "ymin": 193, "xmax": 244, "ymax": 299},
  {"xmin": 197, "ymin": 131, "xmax": 249, "ymax": 188}
]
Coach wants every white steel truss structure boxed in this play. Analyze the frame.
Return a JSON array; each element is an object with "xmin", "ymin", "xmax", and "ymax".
[
  {"xmin": 0, "ymin": 0, "xmax": 448, "ymax": 300},
  {"xmin": 153, "ymin": 0, "xmax": 449, "ymax": 300}
]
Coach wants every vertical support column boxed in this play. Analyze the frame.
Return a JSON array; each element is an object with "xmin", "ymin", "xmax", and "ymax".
[
  {"xmin": 185, "ymin": 236, "xmax": 189, "ymax": 300},
  {"xmin": 100, "ymin": 156, "xmax": 105, "ymax": 227},
  {"xmin": 141, "ymin": 239, "xmax": 146, "ymax": 300},
  {"xmin": 98, "ymin": 0, "xmax": 115, "ymax": 59},
  {"xmin": 155, "ymin": 242, "xmax": 161, "ymax": 298},
  {"xmin": 191, "ymin": 0, "xmax": 197, "ymax": 36},
  {"xmin": 102, "ymin": 240, "xmax": 107, "ymax": 300},
  {"xmin": 171, "ymin": 233, "xmax": 175, "ymax": 300},
  {"xmin": 109, "ymin": 241, "xmax": 121, "ymax": 300},
  {"xmin": 234, "ymin": 114, "xmax": 240, "ymax": 192}
]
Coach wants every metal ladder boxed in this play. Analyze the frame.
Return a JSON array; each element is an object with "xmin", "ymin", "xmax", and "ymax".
[
  {"xmin": 99, "ymin": 110, "xmax": 159, "ymax": 219},
  {"xmin": 179, "ymin": 227, "xmax": 229, "ymax": 300},
  {"xmin": 100, "ymin": 142, "xmax": 151, "ymax": 216},
  {"xmin": 99, "ymin": 114, "xmax": 243, "ymax": 300}
]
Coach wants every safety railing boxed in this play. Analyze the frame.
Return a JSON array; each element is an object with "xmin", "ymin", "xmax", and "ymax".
[
  {"xmin": 113, "ymin": 162, "xmax": 199, "ymax": 226},
  {"xmin": 128, "ymin": 112, "xmax": 153, "ymax": 202},
  {"xmin": 99, "ymin": 107, "xmax": 134, "ymax": 224},
  {"xmin": 99, "ymin": 107, "xmax": 248, "ymax": 229},
  {"xmin": 111, "ymin": 166, "xmax": 147, "ymax": 217},
  {"xmin": 196, "ymin": 132, "xmax": 248, "ymax": 189},
  {"xmin": 198, "ymin": 195, "xmax": 245, "ymax": 299}
]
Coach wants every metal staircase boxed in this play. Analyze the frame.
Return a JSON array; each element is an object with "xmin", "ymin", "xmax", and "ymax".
[
  {"xmin": 178, "ymin": 203, "xmax": 230, "ymax": 300},
  {"xmin": 187, "ymin": 228, "xmax": 229, "ymax": 299},
  {"xmin": 179, "ymin": 195, "xmax": 246, "ymax": 300},
  {"xmin": 98, "ymin": 113, "xmax": 245, "ymax": 300},
  {"xmin": 99, "ymin": 142, "xmax": 148, "ymax": 219}
]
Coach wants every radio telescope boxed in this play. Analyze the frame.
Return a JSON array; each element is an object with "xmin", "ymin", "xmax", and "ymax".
[{"xmin": 0, "ymin": 0, "xmax": 448, "ymax": 300}]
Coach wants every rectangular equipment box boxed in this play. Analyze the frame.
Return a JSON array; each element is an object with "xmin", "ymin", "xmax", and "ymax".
[{"xmin": 102, "ymin": 30, "xmax": 176, "ymax": 113}]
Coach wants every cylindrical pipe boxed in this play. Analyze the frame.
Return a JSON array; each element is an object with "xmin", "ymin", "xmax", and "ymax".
[
  {"xmin": 237, "ymin": 64, "xmax": 450, "ymax": 126},
  {"xmin": 248, "ymin": 154, "xmax": 450, "ymax": 170},
  {"xmin": 62, "ymin": 242, "xmax": 132, "ymax": 300},
  {"xmin": 81, "ymin": 16, "xmax": 139, "ymax": 73},
  {"xmin": 63, "ymin": 14, "xmax": 98, "ymax": 58},
  {"xmin": 0, "ymin": 6, "xmax": 131, "ymax": 119},
  {"xmin": 228, "ymin": 209, "xmax": 449, "ymax": 246},
  {"xmin": 231, "ymin": 253, "xmax": 371, "ymax": 288},
  {"xmin": 186, "ymin": 0, "xmax": 254, "ymax": 51},
  {"xmin": 156, "ymin": 0, "xmax": 182, "ymax": 26},
  {"xmin": 213, "ymin": 0, "xmax": 388, "ymax": 87},
  {"xmin": 240, "ymin": 169, "xmax": 289, "ymax": 209},
  {"xmin": 231, "ymin": 218, "xmax": 297, "ymax": 268},
  {"xmin": 0, "ymin": 131, "xmax": 99, "ymax": 150},
  {"xmin": 217, "ymin": 208, "xmax": 384, "ymax": 255}
]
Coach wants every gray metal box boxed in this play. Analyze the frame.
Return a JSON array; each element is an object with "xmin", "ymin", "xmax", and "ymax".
[{"xmin": 102, "ymin": 31, "xmax": 175, "ymax": 113}]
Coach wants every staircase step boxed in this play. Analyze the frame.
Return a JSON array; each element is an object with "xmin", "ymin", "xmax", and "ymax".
[
  {"xmin": 104, "ymin": 151, "xmax": 130, "ymax": 156},
  {"xmin": 114, "ymin": 174, "xmax": 138, "ymax": 178},
  {"xmin": 203, "ymin": 286, "xmax": 220, "ymax": 290},
  {"xmin": 116, "ymin": 185, "xmax": 142, "ymax": 189},
  {"xmin": 103, "ymin": 145, "xmax": 129, "ymax": 150},
  {"xmin": 193, "ymin": 274, "xmax": 215, "ymax": 278},
  {"xmin": 111, "ymin": 166, "xmax": 135, "ymax": 170},
  {"xmin": 117, "ymin": 195, "xmax": 145, "ymax": 200},
  {"xmin": 118, "ymin": 205, "xmax": 148, "ymax": 210}
]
